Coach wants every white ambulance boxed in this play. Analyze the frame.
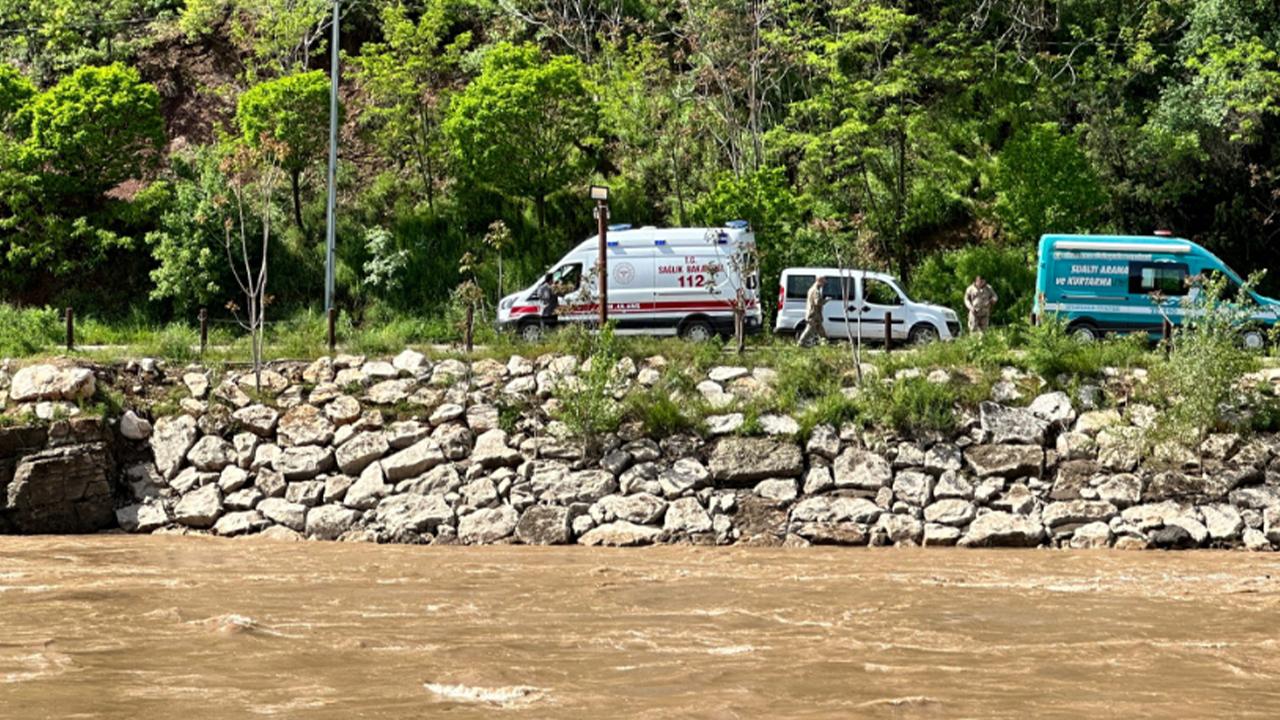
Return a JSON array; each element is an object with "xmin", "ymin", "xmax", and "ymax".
[{"xmin": 496, "ymin": 222, "xmax": 762, "ymax": 341}]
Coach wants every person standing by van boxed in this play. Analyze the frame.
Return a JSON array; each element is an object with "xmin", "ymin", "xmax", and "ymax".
[
  {"xmin": 799, "ymin": 275, "xmax": 827, "ymax": 346},
  {"xmin": 538, "ymin": 273, "xmax": 559, "ymax": 330},
  {"xmin": 964, "ymin": 275, "xmax": 997, "ymax": 333}
]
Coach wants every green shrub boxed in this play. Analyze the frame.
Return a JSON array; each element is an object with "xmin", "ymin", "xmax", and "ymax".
[
  {"xmin": 798, "ymin": 391, "xmax": 860, "ymax": 438},
  {"xmin": 911, "ymin": 245, "xmax": 1035, "ymax": 327},
  {"xmin": 0, "ymin": 305, "xmax": 60, "ymax": 357},
  {"xmin": 136, "ymin": 323, "xmax": 200, "ymax": 364},
  {"xmin": 553, "ymin": 324, "xmax": 624, "ymax": 451},
  {"xmin": 1021, "ymin": 315, "xmax": 1149, "ymax": 383},
  {"xmin": 858, "ymin": 377, "xmax": 960, "ymax": 436},
  {"xmin": 626, "ymin": 388, "xmax": 695, "ymax": 436}
]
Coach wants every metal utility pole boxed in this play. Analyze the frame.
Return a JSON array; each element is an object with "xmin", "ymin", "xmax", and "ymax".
[
  {"xmin": 323, "ymin": 0, "xmax": 340, "ymax": 312},
  {"xmin": 590, "ymin": 186, "xmax": 610, "ymax": 327}
]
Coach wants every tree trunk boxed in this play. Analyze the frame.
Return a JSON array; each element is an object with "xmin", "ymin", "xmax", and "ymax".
[
  {"xmin": 464, "ymin": 303, "xmax": 474, "ymax": 354},
  {"xmin": 535, "ymin": 194, "xmax": 547, "ymax": 232},
  {"xmin": 290, "ymin": 170, "xmax": 307, "ymax": 240}
]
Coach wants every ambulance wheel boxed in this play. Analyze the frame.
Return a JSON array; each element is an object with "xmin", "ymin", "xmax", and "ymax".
[
  {"xmin": 908, "ymin": 323, "xmax": 940, "ymax": 346},
  {"xmin": 1241, "ymin": 328, "xmax": 1267, "ymax": 351},
  {"xmin": 518, "ymin": 321, "xmax": 544, "ymax": 343},
  {"xmin": 679, "ymin": 318, "xmax": 716, "ymax": 342},
  {"xmin": 1068, "ymin": 322, "xmax": 1099, "ymax": 343}
]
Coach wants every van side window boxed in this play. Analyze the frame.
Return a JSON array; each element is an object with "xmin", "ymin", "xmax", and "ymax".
[
  {"xmin": 864, "ymin": 278, "xmax": 903, "ymax": 306},
  {"xmin": 786, "ymin": 274, "xmax": 815, "ymax": 300},
  {"xmin": 823, "ymin": 278, "xmax": 853, "ymax": 300},
  {"xmin": 552, "ymin": 263, "xmax": 582, "ymax": 291},
  {"xmin": 1128, "ymin": 262, "xmax": 1188, "ymax": 295}
]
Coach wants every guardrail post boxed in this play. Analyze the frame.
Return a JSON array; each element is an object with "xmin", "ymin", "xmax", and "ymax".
[
  {"xmin": 884, "ymin": 312, "xmax": 892, "ymax": 352},
  {"xmin": 327, "ymin": 307, "xmax": 337, "ymax": 353},
  {"xmin": 198, "ymin": 308, "xmax": 208, "ymax": 356},
  {"xmin": 65, "ymin": 307, "xmax": 74, "ymax": 351}
]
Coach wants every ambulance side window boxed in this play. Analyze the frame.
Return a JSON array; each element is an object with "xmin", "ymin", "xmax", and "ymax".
[
  {"xmin": 1128, "ymin": 262, "xmax": 1188, "ymax": 295},
  {"xmin": 552, "ymin": 263, "xmax": 583, "ymax": 291}
]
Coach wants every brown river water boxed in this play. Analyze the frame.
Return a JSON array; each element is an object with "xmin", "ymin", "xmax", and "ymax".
[{"xmin": 2, "ymin": 537, "xmax": 1279, "ymax": 719}]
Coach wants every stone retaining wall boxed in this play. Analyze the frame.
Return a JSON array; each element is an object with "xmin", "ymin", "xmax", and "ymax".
[{"xmin": 2, "ymin": 353, "xmax": 1280, "ymax": 550}]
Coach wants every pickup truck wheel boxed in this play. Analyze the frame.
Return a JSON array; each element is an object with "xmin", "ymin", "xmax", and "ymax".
[{"xmin": 908, "ymin": 323, "xmax": 940, "ymax": 345}]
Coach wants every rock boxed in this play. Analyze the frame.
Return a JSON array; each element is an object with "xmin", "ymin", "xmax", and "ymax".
[
  {"xmin": 1074, "ymin": 409, "xmax": 1122, "ymax": 436},
  {"xmin": 832, "ymin": 449, "xmax": 893, "ymax": 490},
  {"xmin": 992, "ymin": 483, "xmax": 1036, "ymax": 515},
  {"xmin": 514, "ymin": 505, "xmax": 572, "ymax": 545},
  {"xmin": 214, "ymin": 510, "xmax": 269, "ymax": 537},
  {"xmin": 1143, "ymin": 471, "xmax": 1231, "ymax": 504},
  {"xmin": 429, "ymin": 403, "xmax": 465, "ymax": 426},
  {"xmin": 377, "ymin": 493, "xmax": 453, "ymax": 536},
  {"xmin": 186, "ymin": 435, "xmax": 235, "ymax": 472},
  {"xmin": 1069, "ymin": 522, "xmax": 1113, "ymax": 549},
  {"xmin": 1229, "ymin": 486, "xmax": 1280, "ymax": 510},
  {"xmin": 1264, "ymin": 507, "xmax": 1280, "ymax": 545},
  {"xmin": 923, "ymin": 522, "xmax": 962, "ymax": 546},
  {"xmin": 366, "ymin": 379, "xmax": 415, "ymax": 405},
  {"xmin": 324, "ymin": 395, "xmax": 362, "ymax": 425},
  {"xmin": 183, "ymin": 372, "xmax": 210, "ymax": 398},
  {"xmin": 923, "ymin": 444, "xmax": 963, "ymax": 474},
  {"xmin": 802, "ymin": 466, "xmax": 834, "ymax": 495},
  {"xmin": 790, "ymin": 496, "xmax": 882, "ymax": 524},
  {"xmin": 285, "ymin": 480, "xmax": 325, "ymax": 507},
  {"xmin": 922, "ymin": 498, "xmax": 977, "ymax": 527},
  {"xmin": 792, "ymin": 522, "xmax": 868, "ymax": 545},
  {"xmin": 458, "ymin": 505, "xmax": 519, "ymax": 544},
  {"xmin": 965, "ymin": 444, "xmax": 1043, "ymax": 478},
  {"xmin": 1167, "ymin": 515, "xmax": 1209, "ymax": 546},
  {"xmin": 658, "ymin": 458, "xmax": 711, "ymax": 498},
  {"xmin": 174, "ymin": 484, "xmax": 223, "ymax": 528},
  {"xmin": 664, "ymin": 497, "xmax": 713, "ymax": 534},
  {"xmin": 335, "ymin": 431, "xmax": 389, "ymax": 475},
  {"xmin": 120, "ymin": 411, "xmax": 152, "ymax": 441},
  {"xmin": 343, "ymin": 462, "xmax": 391, "ymax": 510},
  {"xmin": 384, "ymin": 420, "xmax": 430, "ymax": 450},
  {"xmin": 305, "ymin": 504, "xmax": 359, "ymax": 540},
  {"xmin": 933, "ymin": 471, "xmax": 974, "ymax": 500},
  {"xmin": 232, "ymin": 405, "xmax": 279, "ymax": 437},
  {"xmin": 806, "ymin": 425, "xmax": 841, "ymax": 460},
  {"xmin": 892, "ymin": 470, "xmax": 933, "ymax": 506},
  {"xmin": 708, "ymin": 366, "xmax": 749, "ymax": 383},
  {"xmin": 531, "ymin": 464, "xmax": 616, "ymax": 504},
  {"xmin": 579, "ymin": 521, "xmax": 663, "ymax": 546},
  {"xmin": 460, "ymin": 477, "xmax": 499, "ymax": 509},
  {"xmin": 706, "ymin": 413, "xmax": 745, "ymax": 436},
  {"xmin": 258, "ymin": 497, "xmax": 307, "ymax": 531},
  {"xmin": 9, "ymin": 364, "xmax": 95, "ymax": 402},
  {"xmin": 278, "ymin": 405, "xmax": 334, "ymax": 447},
  {"xmin": 363, "ymin": 361, "xmax": 398, "ymax": 380},
  {"xmin": 393, "ymin": 348, "xmax": 427, "ymax": 373},
  {"xmin": 876, "ymin": 513, "xmax": 923, "ymax": 545},
  {"xmin": 382, "ymin": 438, "xmax": 445, "ymax": 481},
  {"xmin": 759, "ymin": 414, "xmax": 800, "ymax": 436},
  {"xmin": 224, "ymin": 487, "xmax": 263, "ymax": 511},
  {"xmin": 116, "ymin": 501, "xmax": 169, "ymax": 533},
  {"xmin": 276, "ymin": 446, "xmax": 334, "ymax": 481},
  {"xmin": 303, "ymin": 357, "xmax": 335, "ymax": 384},
  {"xmin": 708, "ymin": 438, "xmax": 803, "ymax": 484},
  {"xmin": 980, "ymin": 402, "xmax": 1050, "ymax": 445},
  {"xmin": 1028, "ymin": 391, "xmax": 1075, "ymax": 425},
  {"xmin": 150, "ymin": 414, "xmax": 198, "ymax": 480},
  {"xmin": 893, "ymin": 443, "xmax": 926, "ymax": 469},
  {"xmin": 218, "ymin": 466, "xmax": 251, "ymax": 493},
  {"xmin": 1200, "ymin": 504, "xmax": 1244, "ymax": 541},
  {"xmin": 1243, "ymin": 528, "xmax": 1271, "ymax": 551},
  {"xmin": 236, "ymin": 369, "xmax": 289, "ymax": 395},
  {"xmin": 596, "ymin": 493, "xmax": 667, "ymax": 524},
  {"xmin": 958, "ymin": 512, "xmax": 1046, "ymax": 547},
  {"xmin": 214, "ymin": 380, "xmax": 251, "ymax": 408},
  {"xmin": 755, "ymin": 478, "xmax": 799, "ymax": 504},
  {"xmin": 1120, "ymin": 501, "xmax": 1186, "ymax": 530},
  {"xmin": 1096, "ymin": 474, "xmax": 1142, "ymax": 508},
  {"xmin": 1056, "ymin": 431, "xmax": 1097, "ymax": 461},
  {"xmin": 1042, "ymin": 500, "xmax": 1117, "ymax": 529},
  {"xmin": 472, "ymin": 429, "xmax": 521, "ymax": 469},
  {"xmin": 1150, "ymin": 524, "xmax": 1198, "ymax": 549}
]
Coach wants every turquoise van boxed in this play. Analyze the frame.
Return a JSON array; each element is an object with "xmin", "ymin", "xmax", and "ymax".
[{"xmin": 1033, "ymin": 233, "xmax": 1280, "ymax": 348}]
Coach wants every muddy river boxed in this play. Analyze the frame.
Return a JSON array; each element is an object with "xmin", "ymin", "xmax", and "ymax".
[{"xmin": 2, "ymin": 536, "xmax": 1279, "ymax": 718}]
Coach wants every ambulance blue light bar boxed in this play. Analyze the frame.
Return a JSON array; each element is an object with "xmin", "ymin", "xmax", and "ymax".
[
  {"xmin": 654, "ymin": 239, "xmax": 666, "ymax": 246},
  {"xmin": 608, "ymin": 223, "xmax": 632, "ymax": 231},
  {"xmin": 725, "ymin": 219, "xmax": 750, "ymax": 230}
]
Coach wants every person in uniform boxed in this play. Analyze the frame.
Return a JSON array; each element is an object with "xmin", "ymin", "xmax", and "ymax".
[
  {"xmin": 798, "ymin": 275, "xmax": 827, "ymax": 346},
  {"xmin": 964, "ymin": 275, "xmax": 997, "ymax": 333},
  {"xmin": 538, "ymin": 273, "xmax": 559, "ymax": 330}
]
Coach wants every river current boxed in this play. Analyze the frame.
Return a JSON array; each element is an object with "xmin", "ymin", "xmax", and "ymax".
[{"xmin": 1, "ymin": 536, "xmax": 1278, "ymax": 718}]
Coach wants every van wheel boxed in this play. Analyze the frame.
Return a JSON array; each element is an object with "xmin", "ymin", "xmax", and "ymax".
[
  {"xmin": 1241, "ymin": 328, "xmax": 1267, "ymax": 351},
  {"xmin": 518, "ymin": 321, "xmax": 544, "ymax": 343},
  {"xmin": 680, "ymin": 318, "xmax": 716, "ymax": 342},
  {"xmin": 1068, "ymin": 322, "xmax": 1099, "ymax": 343},
  {"xmin": 908, "ymin": 323, "xmax": 940, "ymax": 346}
]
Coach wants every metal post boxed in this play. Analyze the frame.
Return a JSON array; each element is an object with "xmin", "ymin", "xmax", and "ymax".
[
  {"xmin": 1162, "ymin": 317, "xmax": 1172, "ymax": 355},
  {"xmin": 65, "ymin": 307, "xmax": 73, "ymax": 351},
  {"xmin": 323, "ymin": 0, "xmax": 340, "ymax": 313},
  {"xmin": 327, "ymin": 307, "xmax": 337, "ymax": 353},
  {"xmin": 199, "ymin": 308, "xmax": 208, "ymax": 356},
  {"xmin": 596, "ymin": 200, "xmax": 608, "ymax": 327},
  {"xmin": 884, "ymin": 312, "xmax": 892, "ymax": 352}
]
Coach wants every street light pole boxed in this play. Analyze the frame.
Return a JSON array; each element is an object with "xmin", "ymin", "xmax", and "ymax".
[
  {"xmin": 590, "ymin": 185, "xmax": 610, "ymax": 327},
  {"xmin": 323, "ymin": 0, "xmax": 340, "ymax": 312}
]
